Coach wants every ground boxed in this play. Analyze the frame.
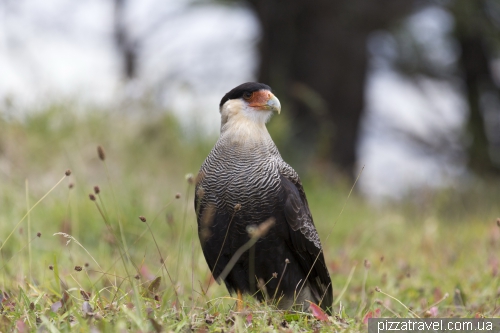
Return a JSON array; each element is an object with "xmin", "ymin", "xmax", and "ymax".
[{"xmin": 0, "ymin": 105, "xmax": 499, "ymax": 332}]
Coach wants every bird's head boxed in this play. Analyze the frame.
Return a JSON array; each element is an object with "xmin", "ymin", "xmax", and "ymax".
[{"xmin": 219, "ymin": 82, "xmax": 281, "ymax": 129}]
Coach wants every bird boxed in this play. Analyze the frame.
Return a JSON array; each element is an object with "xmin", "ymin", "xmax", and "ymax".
[{"xmin": 194, "ymin": 82, "xmax": 333, "ymax": 313}]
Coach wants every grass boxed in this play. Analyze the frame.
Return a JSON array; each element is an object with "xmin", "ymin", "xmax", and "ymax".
[{"xmin": 0, "ymin": 104, "xmax": 499, "ymax": 332}]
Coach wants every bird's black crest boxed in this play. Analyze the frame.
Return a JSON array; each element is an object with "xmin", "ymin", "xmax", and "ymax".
[{"xmin": 219, "ymin": 82, "xmax": 272, "ymax": 109}]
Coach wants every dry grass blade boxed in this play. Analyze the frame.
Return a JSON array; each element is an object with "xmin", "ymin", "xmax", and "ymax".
[
  {"xmin": 375, "ymin": 287, "xmax": 420, "ymax": 318},
  {"xmin": 0, "ymin": 174, "xmax": 68, "ymax": 252},
  {"xmin": 334, "ymin": 265, "xmax": 356, "ymax": 305}
]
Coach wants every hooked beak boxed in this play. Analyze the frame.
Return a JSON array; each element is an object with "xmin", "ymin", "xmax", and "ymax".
[{"xmin": 266, "ymin": 94, "xmax": 281, "ymax": 114}]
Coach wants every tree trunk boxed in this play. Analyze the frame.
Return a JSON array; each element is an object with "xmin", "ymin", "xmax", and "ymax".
[
  {"xmin": 452, "ymin": 0, "xmax": 500, "ymax": 175},
  {"xmin": 248, "ymin": 0, "xmax": 413, "ymax": 178},
  {"xmin": 113, "ymin": 0, "xmax": 137, "ymax": 79},
  {"xmin": 459, "ymin": 37, "xmax": 497, "ymax": 174}
]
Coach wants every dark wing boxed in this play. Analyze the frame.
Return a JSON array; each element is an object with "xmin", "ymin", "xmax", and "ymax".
[
  {"xmin": 194, "ymin": 181, "xmax": 237, "ymax": 289},
  {"xmin": 194, "ymin": 182, "xmax": 219, "ymax": 273},
  {"xmin": 279, "ymin": 167, "xmax": 333, "ymax": 313}
]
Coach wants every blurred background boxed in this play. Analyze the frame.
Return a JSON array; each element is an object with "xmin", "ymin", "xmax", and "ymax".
[
  {"xmin": 1, "ymin": 2, "xmax": 500, "ymax": 324},
  {"xmin": 1, "ymin": 0, "xmax": 500, "ymax": 198}
]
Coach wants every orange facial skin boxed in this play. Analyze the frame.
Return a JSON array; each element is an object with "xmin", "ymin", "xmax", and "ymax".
[{"xmin": 246, "ymin": 90, "xmax": 273, "ymax": 109}]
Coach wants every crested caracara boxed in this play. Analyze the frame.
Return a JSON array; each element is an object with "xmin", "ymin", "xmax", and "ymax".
[{"xmin": 195, "ymin": 82, "xmax": 332, "ymax": 313}]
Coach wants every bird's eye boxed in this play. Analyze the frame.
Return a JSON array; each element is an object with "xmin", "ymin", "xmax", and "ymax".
[{"xmin": 243, "ymin": 92, "xmax": 253, "ymax": 100}]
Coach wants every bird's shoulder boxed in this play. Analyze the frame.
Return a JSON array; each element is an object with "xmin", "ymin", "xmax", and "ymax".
[{"xmin": 277, "ymin": 160, "xmax": 301, "ymax": 185}]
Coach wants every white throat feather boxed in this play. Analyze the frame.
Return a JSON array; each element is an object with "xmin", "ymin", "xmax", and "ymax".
[{"xmin": 219, "ymin": 99, "xmax": 273, "ymax": 145}]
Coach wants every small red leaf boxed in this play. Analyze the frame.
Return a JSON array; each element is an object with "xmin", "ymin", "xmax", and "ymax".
[
  {"xmin": 363, "ymin": 308, "xmax": 381, "ymax": 324},
  {"xmin": 433, "ymin": 288, "xmax": 443, "ymax": 302},
  {"xmin": 140, "ymin": 265, "xmax": 154, "ymax": 280},
  {"xmin": 246, "ymin": 313, "xmax": 253, "ymax": 324},
  {"xmin": 429, "ymin": 306, "xmax": 438, "ymax": 317},
  {"xmin": 308, "ymin": 302, "xmax": 328, "ymax": 321},
  {"xmin": 16, "ymin": 320, "xmax": 28, "ymax": 333},
  {"xmin": 61, "ymin": 291, "xmax": 70, "ymax": 305},
  {"xmin": 363, "ymin": 311, "xmax": 373, "ymax": 325}
]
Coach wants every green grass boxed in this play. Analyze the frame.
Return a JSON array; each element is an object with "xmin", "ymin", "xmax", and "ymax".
[{"xmin": 0, "ymin": 105, "xmax": 499, "ymax": 332}]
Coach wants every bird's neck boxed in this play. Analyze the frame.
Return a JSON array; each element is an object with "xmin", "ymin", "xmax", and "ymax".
[{"xmin": 220, "ymin": 114, "xmax": 272, "ymax": 146}]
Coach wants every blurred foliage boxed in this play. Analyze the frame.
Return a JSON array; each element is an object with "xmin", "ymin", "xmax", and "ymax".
[
  {"xmin": 209, "ymin": 0, "xmax": 500, "ymax": 178},
  {"xmin": 374, "ymin": 0, "xmax": 500, "ymax": 174}
]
